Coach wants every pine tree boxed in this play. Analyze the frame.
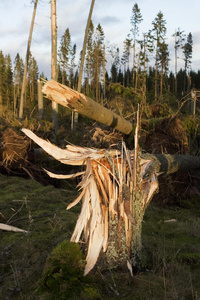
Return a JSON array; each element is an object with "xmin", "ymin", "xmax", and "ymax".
[
  {"xmin": 121, "ymin": 36, "xmax": 132, "ymax": 86},
  {"xmin": 172, "ymin": 28, "xmax": 185, "ymax": 94},
  {"xmin": 150, "ymin": 11, "xmax": 167, "ymax": 101},
  {"xmin": 183, "ymin": 32, "xmax": 193, "ymax": 92},
  {"xmin": 130, "ymin": 3, "xmax": 143, "ymax": 88}
]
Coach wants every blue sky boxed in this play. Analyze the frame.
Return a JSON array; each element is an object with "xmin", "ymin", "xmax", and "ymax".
[{"xmin": 1, "ymin": 0, "xmax": 200, "ymax": 79}]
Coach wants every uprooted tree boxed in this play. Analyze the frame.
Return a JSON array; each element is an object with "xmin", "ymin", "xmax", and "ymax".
[{"xmin": 22, "ymin": 80, "xmax": 200, "ymax": 276}]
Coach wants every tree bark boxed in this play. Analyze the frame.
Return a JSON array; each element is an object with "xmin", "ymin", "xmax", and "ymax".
[
  {"xmin": 19, "ymin": 0, "xmax": 38, "ymax": 120},
  {"xmin": 153, "ymin": 153, "xmax": 200, "ymax": 174},
  {"xmin": 51, "ymin": 0, "xmax": 59, "ymax": 133},
  {"xmin": 31, "ymin": 79, "xmax": 200, "ymax": 275},
  {"xmin": 22, "ymin": 127, "xmax": 200, "ymax": 275},
  {"xmin": 42, "ymin": 79, "xmax": 133, "ymax": 135},
  {"xmin": 37, "ymin": 79, "xmax": 43, "ymax": 120},
  {"xmin": 72, "ymin": 0, "xmax": 95, "ymax": 131}
]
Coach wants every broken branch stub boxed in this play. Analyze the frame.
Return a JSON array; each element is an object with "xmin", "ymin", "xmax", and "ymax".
[{"xmin": 42, "ymin": 79, "xmax": 133, "ymax": 135}]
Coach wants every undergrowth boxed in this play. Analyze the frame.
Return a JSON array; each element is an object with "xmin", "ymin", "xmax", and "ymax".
[{"xmin": 0, "ymin": 174, "xmax": 200, "ymax": 299}]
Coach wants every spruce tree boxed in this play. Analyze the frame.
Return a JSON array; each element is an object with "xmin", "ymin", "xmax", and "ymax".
[
  {"xmin": 58, "ymin": 28, "xmax": 72, "ymax": 85},
  {"xmin": 27, "ymin": 53, "xmax": 39, "ymax": 105},
  {"xmin": 183, "ymin": 32, "xmax": 193, "ymax": 92},
  {"xmin": 130, "ymin": 3, "xmax": 143, "ymax": 88},
  {"xmin": 150, "ymin": 11, "xmax": 167, "ymax": 101},
  {"xmin": 183, "ymin": 32, "xmax": 193, "ymax": 72},
  {"xmin": 172, "ymin": 28, "xmax": 185, "ymax": 94},
  {"xmin": 91, "ymin": 23, "xmax": 105, "ymax": 101},
  {"xmin": 14, "ymin": 53, "xmax": 24, "ymax": 116},
  {"xmin": 4, "ymin": 54, "xmax": 13, "ymax": 108}
]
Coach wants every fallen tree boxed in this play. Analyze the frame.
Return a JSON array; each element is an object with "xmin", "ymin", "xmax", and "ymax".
[
  {"xmin": 21, "ymin": 80, "xmax": 200, "ymax": 276},
  {"xmin": 42, "ymin": 79, "xmax": 133, "ymax": 135}
]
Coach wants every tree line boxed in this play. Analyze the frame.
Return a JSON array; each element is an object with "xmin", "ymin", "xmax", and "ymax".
[{"xmin": 0, "ymin": 3, "xmax": 199, "ymax": 120}]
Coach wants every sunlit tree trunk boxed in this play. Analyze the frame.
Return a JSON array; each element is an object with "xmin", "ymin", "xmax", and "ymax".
[
  {"xmin": 103, "ymin": 44, "xmax": 106, "ymax": 100},
  {"xmin": 135, "ymin": 53, "xmax": 140, "ymax": 91},
  {"xmin": 72, "ymin": 0, "xmax": 95, "ymax": 131},
  {"xmin": 19, "ymin": 0, "xmax": 38, "ymax": 120},
  {"xmin": 130, "ymin": 3, "xmax": 143, "ymax": 90},
  {"xmin": 155, "ymin": 46, "xmax": 158, "ymax": 101},
  {"xmin": 51, "ymin": 0, "xmax": 59, "ymax": 133},
  {"xmin": 160, "ymin": 68, "xmax": 163, "ymax": 99},
  {"xmin": 37, "ymin": 79, "xmax": 43, "ymax": 120}
]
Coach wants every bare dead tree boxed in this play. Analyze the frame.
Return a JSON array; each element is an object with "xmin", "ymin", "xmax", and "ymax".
[
  {"xmin": 71, "ymin": 0, "xmax": 95, "ymax": 131},
  {"xmin": 19, "ymin": 0, "xmax": 38, "ymax": 120}
]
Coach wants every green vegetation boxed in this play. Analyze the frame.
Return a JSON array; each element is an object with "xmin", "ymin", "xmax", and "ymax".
[{"xmin": 0, "ymin": 173, "xmax": 200, "ymax": 299}]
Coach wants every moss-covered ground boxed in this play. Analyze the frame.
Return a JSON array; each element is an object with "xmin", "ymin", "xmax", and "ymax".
[{"xmin": 0, "ymin": 173, "xmax": 200, "ymax": 299}]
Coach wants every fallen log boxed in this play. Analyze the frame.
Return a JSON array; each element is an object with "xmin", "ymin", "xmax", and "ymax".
[{"xmin": 42, "ymin": 79, "xmax": 133, "ymax": 135}]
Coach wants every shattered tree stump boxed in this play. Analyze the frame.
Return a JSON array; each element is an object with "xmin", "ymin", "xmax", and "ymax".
[
  {"xmin": 22, "ymin": 129, "xmax": 159, "ymax": 275},
  {"xmin": 21, "ymin": 80, "xmax": 200, "ymax": 276},
  {"xmin": 22, "ymin": 129, "xmax": 200, "ymax": 275}
]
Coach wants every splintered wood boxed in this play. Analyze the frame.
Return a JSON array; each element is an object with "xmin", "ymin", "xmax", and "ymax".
[
  {"xmin": 42, "ymin": 79, "xmax": 133, "ymax": 135},
  {"xmin": 22, "ymin": 128, "xmax": 159, "ymax": 275}
]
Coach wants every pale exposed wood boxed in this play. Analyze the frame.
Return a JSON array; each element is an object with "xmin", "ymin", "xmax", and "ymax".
[
  {"xmin": 22, "ymin": 128, "xmax": 200, "ymax": 276},
  {"xmin": 22, "ymin": 128, "xmax": 160, "ymax": 275},
  {"xmin": 0, "ymin": 223, "xmax": 28, "ymax": 233},
  {"xmin": 51, "ymin": 0, "xmax": 59, "ymax": 132},
  {"xmin": 37, "ymin": 79, "xmax": 43, "ymax": 119},
  {"xmin": 42, "ymin": 79, "xmax": 133, "ymax": 135}
]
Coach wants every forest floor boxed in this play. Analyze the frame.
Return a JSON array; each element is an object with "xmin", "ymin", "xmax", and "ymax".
[
  {"xmin": 1, "ymin": 172, "xmax": 200, "ymax": 300},
  {"xmin": 1, "ymin": 104, "xmax": 200, "ymax": 299}
]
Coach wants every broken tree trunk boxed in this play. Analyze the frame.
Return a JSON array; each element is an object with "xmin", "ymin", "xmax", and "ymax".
[
  {"xmin": 42, "ymin": 79, "xmax": 133, "ymax": 135},
  {"xmin": 23, "ymin": 80, "xmax": 200, "ymax": 276},
  {"xmin": 22, "ymin": 128, "xmax": 200, "ymax": 276}
]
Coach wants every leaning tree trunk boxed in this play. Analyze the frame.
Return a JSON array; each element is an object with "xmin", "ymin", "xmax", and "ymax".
[
  {"xmin": 19, "ymin": 0, "xmax": 38, "ymax": 120},
  {"xmin": 51, "ymin": 0, "xmax": 59, "ymax": 132},
  {"xmin": 72, "ymin": 0, "xmax": 95, "ymax": 131},
  {"xmin": 42, "ymin": 79, "xmax": 133, "ymax": 135}
]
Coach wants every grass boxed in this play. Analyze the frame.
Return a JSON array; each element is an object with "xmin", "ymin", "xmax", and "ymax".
[{"xmin": 0, "ymin": 173, "xmax": 200, "ymax": 299}]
